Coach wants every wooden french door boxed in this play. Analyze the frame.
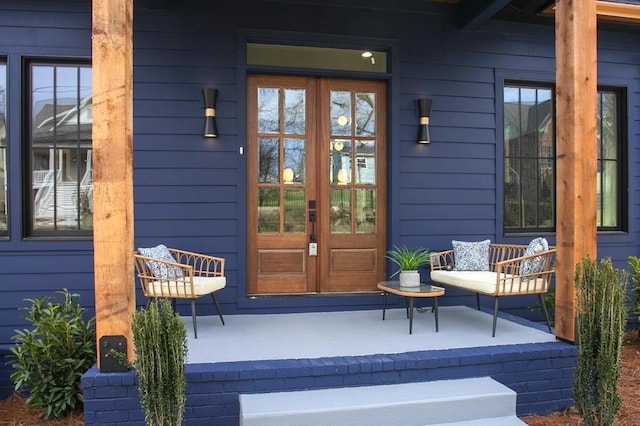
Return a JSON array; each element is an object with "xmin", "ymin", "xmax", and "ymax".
[{"xmin": 247, "ymin": 75, "xmax": 387, "ymax": 294}]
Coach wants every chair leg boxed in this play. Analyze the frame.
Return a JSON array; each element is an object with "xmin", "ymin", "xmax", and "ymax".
[
  {"xmin": 476, "ymin": 293, "xmax": 481, "ymax": 310},
  {"xmin": 191, "ymin": 299, "xmax": 198, "ymax": 339},
  {"xmin": 211, "ymin": 293, "xmax": 225, "ymax": 325},
  {"xmin": 539, "ymin": 293, "xmax": 552, "ymax": 332},
  {"xmin": 492, "ymin": 297, "xmax": 500, "ymax": 337}
]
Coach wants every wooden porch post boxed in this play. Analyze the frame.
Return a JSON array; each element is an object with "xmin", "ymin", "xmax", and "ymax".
[
  {"xmin": 92, "ymin": 0, "xmax": 135, "ymax": 365},
  {"xmin": 554, "ymin": 0, "xmax": 598, "ymax": 342}
]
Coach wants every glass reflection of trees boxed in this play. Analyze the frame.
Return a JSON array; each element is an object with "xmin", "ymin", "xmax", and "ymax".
[{"xmin": 257, "ymin": 87, "xmax": 307, "ymax": 234}]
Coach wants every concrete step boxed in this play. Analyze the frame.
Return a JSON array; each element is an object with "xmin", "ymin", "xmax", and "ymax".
[{"xmin": 239, "ymin": 377, "xmax": 525, "ymax": 426}]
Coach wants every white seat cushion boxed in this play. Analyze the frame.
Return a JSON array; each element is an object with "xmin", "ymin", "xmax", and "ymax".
[
  {"xmin": 146, "ymin": 276, "xmax": 226, "ymax": 298},
  {"xmin": 430, "ymin": 270, "xmax": 546, "ymax": 295}
]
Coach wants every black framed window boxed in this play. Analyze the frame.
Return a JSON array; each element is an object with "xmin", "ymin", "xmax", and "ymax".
[
  {"xmin": 0, "ymin": 60, "xmax": 6, "ymax": 236},
  {"xmin": 503, "ymin": 82, "xmax": 626, "ymax": 233},
  {"xmin": 26, "ymin": 59, "xmax": 92, "ymax": 236},
  {"xmin": 597, "ymin": 88, "xmax": 626, "ymax": 230},
  {"xmin": 503, "ymin": 83, "xmax": 555, "ymax": 232}
]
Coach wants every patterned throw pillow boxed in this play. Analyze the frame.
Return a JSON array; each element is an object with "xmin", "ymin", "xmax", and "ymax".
[
  {"xmin": 452, "ymin": 239, "xmax": 491, "ymax": 271},
  {"xmin": 519, "ymin": 237, "xmax": 549, "ymax": 278},
  {"xmin": 138, "ymin": 244, "xmax": 183, "ymax": 279}
]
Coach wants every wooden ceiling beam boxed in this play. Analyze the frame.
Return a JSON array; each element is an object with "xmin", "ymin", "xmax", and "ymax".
[
  {"xmin": 597, "ymin": 1, "xmax": 640, "ymax": 23},
  {"xmin": 544, "ymin": 1, "xmax": 640, "ymax": 24},
  {"xmin": 457, "ymin": 0, "xmax": 512, "ymax": 29}
]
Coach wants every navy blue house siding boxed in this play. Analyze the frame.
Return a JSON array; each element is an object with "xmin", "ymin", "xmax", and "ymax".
[{"xmin": 1, "ymin": 0, "xmax": 639, "ymax": 398}]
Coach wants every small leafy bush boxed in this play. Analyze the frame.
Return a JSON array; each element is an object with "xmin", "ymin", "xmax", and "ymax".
[
  {"xmin": 627, "ymin": 256, "xmax": 640, "ymax": 332},
  {"xmin": 6, "ymin": 289, "xmax": 96, "ymax": 419}
]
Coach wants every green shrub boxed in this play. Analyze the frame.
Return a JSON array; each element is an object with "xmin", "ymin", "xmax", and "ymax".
[
  {"xmin": 627, "ymin": 256, "xmax": 640, "ymax": 332},
  {"xmin": 574, "ymin": 257, "xmax": 627, "ymax": 426},
  {"xmin": 132, "ymin": 298, "xmax": 187, "ymax": 426},
  {"xmin": 6, "ymin": 289, "xmax": 96, "ymax": 419}
]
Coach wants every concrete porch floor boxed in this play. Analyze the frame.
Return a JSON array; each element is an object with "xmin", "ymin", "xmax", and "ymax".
[
  {"xmin": 182, "ymin": 305, "xmax": 557, "ymax": 364},
  {"xmin": 82, "ymin": 305, "xmax": 577, "ymax": 424}
]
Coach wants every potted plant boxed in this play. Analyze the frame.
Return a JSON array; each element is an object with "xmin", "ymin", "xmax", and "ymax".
[{"xmin": 386, "ymin": 245, "xmax": 430, "ymax": 287}]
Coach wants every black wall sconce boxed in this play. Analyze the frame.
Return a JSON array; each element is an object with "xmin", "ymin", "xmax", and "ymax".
[
  {"xmin": 203, "ymin": 88, "xmax": 218, "ymax": 138},
  {"xmin": 417, "ymin": 98, "xmax": 432, "ymax": 144}
]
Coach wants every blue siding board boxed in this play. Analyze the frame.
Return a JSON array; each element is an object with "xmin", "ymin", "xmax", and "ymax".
[
  {"xmin": 133, "ymin": 151, "xmax": 237, "ymax": 169},
  {"xmin": 135, "ymin": 202, "xmax": 237, "ymax": 220}
]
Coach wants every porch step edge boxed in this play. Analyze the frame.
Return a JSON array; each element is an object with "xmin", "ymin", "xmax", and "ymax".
[
  {"xmin": 239, "ymin": 377, "xmax": 518, "ymax": 426},
  {"xmin": 430, "ymin": 416, "xmax": 527, "ymax": 426}
]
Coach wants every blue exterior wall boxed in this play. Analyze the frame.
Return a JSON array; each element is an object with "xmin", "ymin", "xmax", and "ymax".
[{"xmin": 0, "ymin": 0, "xmax": 639, "ymax": 397}]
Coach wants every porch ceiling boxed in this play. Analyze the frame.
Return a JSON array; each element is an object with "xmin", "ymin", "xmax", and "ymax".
[
  {"xmin": 459, "ymin": 0, "xmax": 640, "ymax": 30},
  {"xmin": 141, "ymin": 0, "xmax": 640, "ymax": 31}
]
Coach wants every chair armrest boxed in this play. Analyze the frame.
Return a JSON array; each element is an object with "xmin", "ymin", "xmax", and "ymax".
[
  {"xmin": 493, "ymin": 248, "xmax": 556, "ymax": 294},
  {"xmin": 133, "ymin": 253, "xmax": 194, "ymax": 278},
  {"xmin": 430, "ymin": 250, "xmax": 455, "ymax": 271},
  {"xmin": 169, "ymin": 248, "xmax": 225, "ymax": 277},
  {"xmin": 494, "ymin": 248, "xmax": 555, "ymax": 275}
]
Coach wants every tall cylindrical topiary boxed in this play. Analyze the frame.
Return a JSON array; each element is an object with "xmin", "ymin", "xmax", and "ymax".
[
  {"xmin": 573, "ymin": 257, "xmax": 627, "ymax": 426},
  {"xmin": 132, "ymin": 298, "xmax": 187, "ymax": 426}
]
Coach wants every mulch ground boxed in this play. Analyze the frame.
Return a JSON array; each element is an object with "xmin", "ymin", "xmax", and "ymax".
[
  {"xmin": 523, "ymin": 330, "xmax": 640, "ymax": 425},
  {"xmin": 1, "ymin": 331, "xmax": 639, "ymax": 425}
]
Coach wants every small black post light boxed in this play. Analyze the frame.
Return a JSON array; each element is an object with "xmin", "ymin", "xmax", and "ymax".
[
  {"xmin": 417, "ymin": 98, "xmax": 432, "ymax": 144},
  {"xmin": 203, "ymin": 88, "xmax": 218, "ymax": 138}
]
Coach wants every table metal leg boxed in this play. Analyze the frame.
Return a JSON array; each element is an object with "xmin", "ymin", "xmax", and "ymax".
[
  {"xmin": 382, "ymin": 291, "xmax": 387, "ymax": 320},
  {"xmin": 409, "ymin": 297, "xmax": 414, "ymax": 334},
  {"xmin": 434, "ymin": 297, "xmax": 439, "ymax": 332}
]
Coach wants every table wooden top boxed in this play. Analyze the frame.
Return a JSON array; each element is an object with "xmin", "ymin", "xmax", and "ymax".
[{"xmin": 377, "ymin": 281, "xmax": 445, "ymax": 297}]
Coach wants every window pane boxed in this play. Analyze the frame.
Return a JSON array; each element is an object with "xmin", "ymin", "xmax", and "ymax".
[
  {"xmin": 355, "ymin": 93, "xmax": 375, "ymax": 136},
  {"xmin": 331, "ymin": 91, "xmax": 352, "ymax": 136},
  {"xmin": 30, "ymin": 63, "xmax": 92, "ymax": 234},
  {"xmin": 504, "ymin": 157, "xmax": 522, "ymax": 228},
  {"xmin": 247, "ymin": 44, "xmax": 388, "ymax": 73},
  {"xmin": 355, "ymin": 189, "xmax": 375, "ymax": 234},
  {"xmin": 0, "ymin": 62, "xmax": 6, "ymax": 235},
  {"xmin": 284, "ymin": 188, "xmax": 305, "ymax": 233},
  {"xmin": 539, "ymin": 157, "xmax": 555, "ymax": 228},
  {"xmin": 283, "ymin": 138, "xmax": 305, "ymax": 184},
  {"xmin": 330, "ymin": 139, "xmax": 351, "ymax": 185},
  {"xmin": 330, "ymin": 189, "xmax": 351, "ymax": 233},
  {"xmin": 354, "ymin": 141, "xmax": 375, "ymax": 184},
  {"xmin": 258, "ymin": 137, "xmax": 279, "ymax": 183},
  {"xmin": 599, "ymin": 160, "xmax": 618, "ymax": 227},
  {"xmin": 258, "ymin": 88, "xmax": 279, "ymax": 133},
  {"xmin": 258, "ymin": 187, "xmax": 279, "ymax": 233},
  {"xmin": 599, "ymin": 92, "xmax": 618, "ymax": 160},
  {"xmin": 284, "ymin": 88, "xmax": 305, "ymax": 134}
]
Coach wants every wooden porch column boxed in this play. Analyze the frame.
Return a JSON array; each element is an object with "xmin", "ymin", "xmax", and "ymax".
[
  {"xmin": 555, "ymin": 0, "xmax": 598, "ymax": 342},
  {"xmin": 92, "ymin": 0, "xmax": 135, "ymax": 365}
]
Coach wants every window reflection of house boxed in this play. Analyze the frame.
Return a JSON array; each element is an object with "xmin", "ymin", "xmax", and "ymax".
[
  {"xmin": 31, "ymin": 93, "xmax": 92, "ymax": 230},
  {"xmin": 504, "ymin": 89, "xmax": 554, "ymax": 230}
]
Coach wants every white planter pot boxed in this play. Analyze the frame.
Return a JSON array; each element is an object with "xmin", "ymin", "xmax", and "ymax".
[{"xmin": 399, "ymin": 270, "xmax": 420, "ymax": 287}]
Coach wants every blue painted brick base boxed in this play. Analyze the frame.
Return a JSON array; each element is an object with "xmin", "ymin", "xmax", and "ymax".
[{"xmin": 82, "ymin": 340, "xmax": 577, "ymax": 425}]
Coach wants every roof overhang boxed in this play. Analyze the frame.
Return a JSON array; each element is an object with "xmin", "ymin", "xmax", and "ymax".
[{"xmin": 457, "ymin": 0, "xmax": 640, "ymax": 29}]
